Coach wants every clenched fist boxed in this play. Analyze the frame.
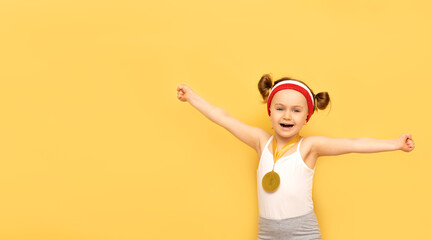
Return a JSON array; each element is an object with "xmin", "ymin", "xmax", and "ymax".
[
  {"xmin": 177, "ymin": 84, "xmax": 194, "ymax": 102},
  {"xmin": 399, "ymin": 134, "xmax": 415, "ymax": 152}
]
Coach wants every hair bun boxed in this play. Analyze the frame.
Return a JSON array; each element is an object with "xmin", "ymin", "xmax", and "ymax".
[
  {"xmin": 258, "ymin": 74, "xmax": 273, "ymax": 103},
  {"xmin": 315, "ymin": 92, "xmax": 330, "ymax": 110}
]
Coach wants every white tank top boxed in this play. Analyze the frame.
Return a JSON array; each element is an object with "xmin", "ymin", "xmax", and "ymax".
[{"xmin": 257, "ymin": 136, "xmax": 315, "ymax": 220}]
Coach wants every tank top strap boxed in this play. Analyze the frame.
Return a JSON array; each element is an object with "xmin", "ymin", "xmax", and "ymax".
[
  {"xmin": 264, "ymin": 135, "xmax": 274, "ymax": 153},
  {"xmin": 296, "ymin": 137, "xmax": 304, "ymax": 152}
]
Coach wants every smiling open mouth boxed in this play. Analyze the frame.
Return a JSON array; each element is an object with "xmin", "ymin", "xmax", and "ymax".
[{"xmin": 280, "ymin": 123, "xmax": 294, "ymax": 128}]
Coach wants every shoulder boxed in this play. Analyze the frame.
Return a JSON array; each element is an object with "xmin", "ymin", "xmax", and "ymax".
[
  {"xmin": 259, "ymin": 131, "xmax": 272, "ymax": 148},
  {"xmin": 300, "ymin": 136, "xmax": 328, "ymax": 157},
  {"xmin": 301, "ymin": 136, "xmax": 318, "ymax": 147},
  {"xmin": 257, "ymin": 130, "xmax": 272, "ymax": 157},
  {"xmin": 299, "ymin": 136, "xmax": 324, "ymax": 169}
]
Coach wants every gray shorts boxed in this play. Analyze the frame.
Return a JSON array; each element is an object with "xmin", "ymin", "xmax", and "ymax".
[{"xmin": 257, "ymin": 210, "xmax": 321, "ymax": 240}]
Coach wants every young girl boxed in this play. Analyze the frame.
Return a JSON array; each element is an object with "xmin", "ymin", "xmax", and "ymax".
[{"xmin": 176, "ymin": 74, "xmax": 415, "ymax": 240}]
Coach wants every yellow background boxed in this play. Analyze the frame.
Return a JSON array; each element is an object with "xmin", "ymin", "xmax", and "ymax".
[{"xmin": 1, "ymin": 0, "xmax": 430, "ymax": 239}]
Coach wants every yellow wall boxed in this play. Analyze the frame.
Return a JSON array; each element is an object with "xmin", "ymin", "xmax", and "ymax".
[{"xmin": 1, "ymin": 0, "xmax": 430, "ymax": 239}]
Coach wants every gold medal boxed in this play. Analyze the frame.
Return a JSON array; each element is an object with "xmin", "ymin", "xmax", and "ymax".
[
  {"xmin": 262, "ymin": 170, "xmax": 280, "ymax": 192},
  {"xmin": 262, "ymin": 135, "xmax": 301, "ymax": 193}
]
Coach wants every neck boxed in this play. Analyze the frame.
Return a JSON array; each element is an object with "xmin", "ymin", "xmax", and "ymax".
[{"xmin": 274, "ymin": 133, "xmax": 300, "ymax": 149}]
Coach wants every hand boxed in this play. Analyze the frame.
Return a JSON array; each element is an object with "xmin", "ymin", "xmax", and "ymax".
[
  {"xmin": 177, "ymin": 84, "xmax": 194, "ymax": 102},
  {"xmin": 399, "ymin": 134, "xmax": 415, "ymax": 152}
]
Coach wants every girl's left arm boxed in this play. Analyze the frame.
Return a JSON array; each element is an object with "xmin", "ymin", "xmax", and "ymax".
[{"xmin": 308, "ymin": 134, "xmax": 415, "ymax": 157}]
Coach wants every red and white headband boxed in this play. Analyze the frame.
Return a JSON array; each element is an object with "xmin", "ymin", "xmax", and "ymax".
[{"xmin": 267, "ymin": 80, "xmax": 315, "ymax": 122}]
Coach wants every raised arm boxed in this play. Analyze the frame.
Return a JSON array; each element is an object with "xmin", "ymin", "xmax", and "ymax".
[
  {"xmin": 177, "ymin": 84, "xmax": 269, "ymax": 152},
  {"xmin": 307, "ymin": 134, "xmax": 415, "ymax": 157}
]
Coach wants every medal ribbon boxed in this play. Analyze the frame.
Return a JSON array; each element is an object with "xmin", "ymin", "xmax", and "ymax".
[
  {"xmin": 261, "ymin": 135, "xmax": 302, "ymax": 193},
  {"xmin": 271, "ymin": 135, "xmax": 301, "ymax": 170}
]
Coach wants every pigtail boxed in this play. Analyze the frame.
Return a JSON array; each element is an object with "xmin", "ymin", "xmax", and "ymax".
[
  {"xmin": 258, "ymin": 74, "xmax": 273, "ymax": 103},
  {"xmin": 314, "ymin": 92, "xmax": 330, "ymax": 111}
]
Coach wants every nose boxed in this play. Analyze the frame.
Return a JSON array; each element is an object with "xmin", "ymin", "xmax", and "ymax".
[{"xmin": 283, "ymin": 111, "xmax": 292, "ymax": 120}]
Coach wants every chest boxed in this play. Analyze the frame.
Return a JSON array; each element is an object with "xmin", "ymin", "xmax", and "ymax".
[{"xmin": 258, "ymin": 138, "xmax": 317, "ymax": 170}]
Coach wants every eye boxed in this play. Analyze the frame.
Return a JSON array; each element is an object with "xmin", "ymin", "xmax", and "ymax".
[
  {"xmin": 293, "ymin": 109, "xmax": 300, "ymax": 112},
  {"xmin": 276, "ymin": 108, "xmax": 284, "ymax": 111}
]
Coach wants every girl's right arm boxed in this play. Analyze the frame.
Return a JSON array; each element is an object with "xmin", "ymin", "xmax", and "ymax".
[{"xmin": 177, "ymin": 84, "xmax": 269, "ymax": 153}]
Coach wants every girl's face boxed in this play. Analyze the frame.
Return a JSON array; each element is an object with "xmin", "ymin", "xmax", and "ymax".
[{"xmin": 269, "ymin": 89, "xmax": 309, "ymax": 139}]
